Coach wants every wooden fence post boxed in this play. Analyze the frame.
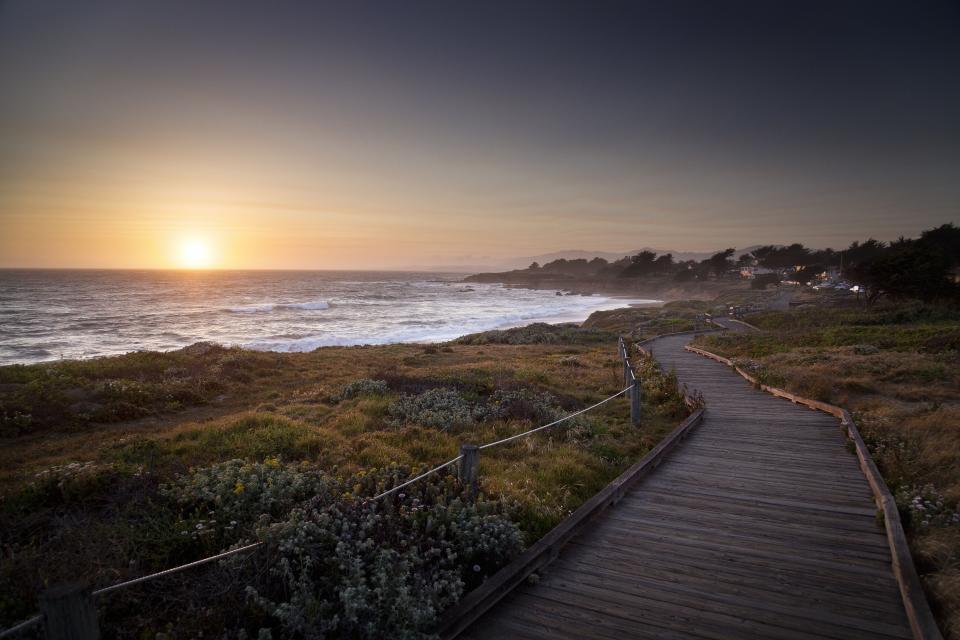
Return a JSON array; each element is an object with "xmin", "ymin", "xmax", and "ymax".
[
  {"xmin": 631, "ymin": 376, "xmax": 641, "ymax": 426},
  {"xmin": 39, "ymin": 583, "xmax": 100, "ymax": 640},
  {"xmin": 459, "ymin": 444, "xmax": 479, "ymax": 501}
]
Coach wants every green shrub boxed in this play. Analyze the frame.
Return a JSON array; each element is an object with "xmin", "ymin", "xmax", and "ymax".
[
  {"xmin": 247, "ymin": 468, "xmax": 522, "ymax": 639},
  {"xmin": 9, "ymin": 461, "xmax": 120, "ymax": 511},
  {"xmin": 161, "ymin": 458, "xmax": 330, "ymax": 541},
  {"xmin": 852, "ymin": 344, "xmax": 880, "ymax": 355},
  {"xmin": 388, "ymin": 389, "xmax": 475, "ymax": 430},
  {"xmin": 454, "ymin": 323, "xmax": 614, "ymax": 345},
  {"xmin": 475, "ymin": 388, "xmax": 563, "ymax": 424},
  {"xmin": 0, "ymin": 410, "xmax": 32, "ymax": 437},
  {"xmin": 333, "ymin": 379, "xmax": 389, "ymax": 402},
  {"xmin": 895, "ymin": 484, "xmax": 960, "ymax": 530},
  {"xmin": 172, "ymin": 414, "xmax": 325, "ymax": 462}
]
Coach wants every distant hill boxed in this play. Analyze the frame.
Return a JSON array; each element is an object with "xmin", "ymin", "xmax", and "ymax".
[
  {"xmin": 497, "ymin": 246, "xmax": 764, "ymax": 270},
  {"xmin": 403, "ymin": 246, "xmax": 768, "ymax": 272}
]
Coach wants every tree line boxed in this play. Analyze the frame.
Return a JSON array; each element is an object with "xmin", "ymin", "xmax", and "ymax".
[{"xmin": 524, "ymin": 223, "xmax": 959, "ymax": 303}]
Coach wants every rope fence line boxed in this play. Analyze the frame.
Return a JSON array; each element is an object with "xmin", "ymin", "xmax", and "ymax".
[
  {"xmin": 370, "ymin": 454, "xmax": 464, "ymax": 501},
  {"xmin": 0, "ymin": 618, "xmax": 41, "ymax": 640},
  {"xmin": 479, "ymin": 386, "xmax": 631, "ymax": 450},
  {"xmin": 91, "ymin": 542, "xmax": 264, "ymax": 597},
  {"xmin": 2, "ymin": 339, "xmax": 644, "ymax": 639}
]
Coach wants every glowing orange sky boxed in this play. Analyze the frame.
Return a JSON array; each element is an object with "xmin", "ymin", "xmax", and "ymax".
[{"xmin": 1, "ymin": 1, "xmax": 957, "ymax": 270}]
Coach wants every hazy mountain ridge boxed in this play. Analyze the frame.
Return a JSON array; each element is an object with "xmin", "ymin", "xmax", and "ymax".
[
  {"xmin": 404, "ymin": 246, "xmax": 765, "ymax": 273},
  {"xmin": 505, "ymin": 246, "xmax": 765, "ymax": 270}
]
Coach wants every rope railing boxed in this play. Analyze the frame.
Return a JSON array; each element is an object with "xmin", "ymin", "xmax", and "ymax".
[
  {"xmin": 369, "ymin": 454, "xmax": 464, "ymax": 501},
  {"xmin": 479, "ymin": 386, "xmax": 631, "ymax": 451},
  {"xmin": 2, "ymin": 339, "xmax": 644, "ymax": 639}
]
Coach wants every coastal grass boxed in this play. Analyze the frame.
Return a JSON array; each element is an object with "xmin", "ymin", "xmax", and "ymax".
[
  {"xmin": 0, "ymin": 334, "xmax": 687, "ymax": 634},
  {"xmin": 693, "ymin": 300, "xmax": 960, "ymax": 638},
  {"xmin": 582, "ymin": 304, "xmax": 702, "ymax": 339}
]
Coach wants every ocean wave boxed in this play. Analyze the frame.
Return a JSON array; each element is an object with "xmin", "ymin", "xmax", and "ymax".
[
  {"xmin": 283, "ymin": 301, "xmax": 330, "ymax": 310},
  {"xmin": 228, "ymin": 300, "xmax": 330, "ymax": 313},
  {"xmin": 228, "ymin": 303, "xmax": 276, "ymax": 313}
]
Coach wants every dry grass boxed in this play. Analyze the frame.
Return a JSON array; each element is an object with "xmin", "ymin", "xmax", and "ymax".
[{"xmin": 0, "ymin": 336, "xmax": 687, "ymax": 632}]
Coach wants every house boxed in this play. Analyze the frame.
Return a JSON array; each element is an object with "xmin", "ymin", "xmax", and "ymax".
[{"xmin": 739, "ymin": 266, "xmax": 776, "ymax": 280}]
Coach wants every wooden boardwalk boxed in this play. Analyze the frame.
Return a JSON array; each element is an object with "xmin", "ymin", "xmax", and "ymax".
[{"xmin": 459, "ymin": 331, "xmax": 912, "ymax": 639}]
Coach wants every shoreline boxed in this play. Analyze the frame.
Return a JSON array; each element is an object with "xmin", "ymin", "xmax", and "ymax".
[
  {"xmin": 0, "ymin": 296, "xmax": 653, "ymax": 367},
  {"xmin": 463, "ymin": 271, "xmax": 739, "ymax": 303}
]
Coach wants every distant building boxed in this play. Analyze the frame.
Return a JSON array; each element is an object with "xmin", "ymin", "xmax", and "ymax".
[
  {"xmin": 739, "ymin": 266, "xmax": 776, "ymax": 280},
  {"xmin": 822, "ymin": 266, "xmax": 841, "ymax": 281}
]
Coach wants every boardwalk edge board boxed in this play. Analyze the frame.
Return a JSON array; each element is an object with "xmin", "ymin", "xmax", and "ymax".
[
  {"xmin": 436, "ymin": 338, "xmax": 709, "ymax": 639},
  {"xmin": 683, "ymin": 343, "xmax": 943, "ymax": 640}
]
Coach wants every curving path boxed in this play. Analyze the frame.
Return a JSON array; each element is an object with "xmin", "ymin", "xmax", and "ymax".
[{"xmin": 459, "ymin": 331, "xmax": 911, "ymax": 639}]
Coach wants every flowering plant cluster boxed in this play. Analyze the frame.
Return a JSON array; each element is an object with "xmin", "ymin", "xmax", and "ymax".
[
  {"xmin": 634, "ymin": 357, "xmax": 690, "ymax": 419},
  {"xmin": 15, "ymin": 460, "xmax": 118, "ymax": 508},
  {"xmin": 388, "ymin": 386, "xmax": 577, "ymax": 433},
  {"xmin": 0, "ymin": 409, "xmax": 33, "ymax": 436},
  {"xmin": 895, "ymin": 483, "xmax": 960, "ymax": 530},
  {"xmin": 474, "ymin": 388, "xmax": 564, "ymax": 423},
  {"xmin": 387, "ymin": 388, "xmax": 475, "ymax": 429},
  {"xmin": 161, "ymin": 457, "xmax": 331, "ymax": 543},
  {"xmin": 850, "ymin": 344, "xmax": 881, "ymax": 355},
  {"xmin": 248, "ymin": 465, "xmax": 522, "ymax": 639},
  {"xmin": 332, "ymin": 378, "xmax": 389, "ymax": 402}
]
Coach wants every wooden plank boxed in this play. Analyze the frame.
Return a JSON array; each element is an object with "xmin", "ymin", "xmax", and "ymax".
[
  {"xmin": 480, "ymin": 590, "xmax": 714, "ymax": 640},
  {"xmin": 435, "ymin": 407, "xmax": 705, "ymax": 639},
  {"xmin": 631, "ymin": 488, "xmax": 884, "ymax": 533},
  {"xmin": 659, "ymin": 458, "xmax": 871, "ymax": 488},
  {"xmin": 538, "ymin": 563, "xmax": 913, "ymax": 638},
  {"xmin": 636, "ymin": 479, "xmax": 879, "ymax": 517},
  {"xmin": 641, "ymin": 471, "xmax": 875, "ymax": 505},
  {"xmin": 517, "ymin": 580, "xmax": 894, "ymax": 640},
  {"xmin": 610, "ymin": 501, "xmax": 891, "ymax": 553},
  {"xmin": 555, "ymin": 547, "xmax": 908, "ymax": 617},
  {"xmin": 584, "ymin": 517, "xmax": 896, "ymax": 569},
  {"xmin": 561, "ymin": 538, "xmax": 906, "ymax": 601}
]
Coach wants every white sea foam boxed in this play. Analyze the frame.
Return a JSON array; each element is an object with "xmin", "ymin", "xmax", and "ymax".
[
  {"xmin": 0, "ymin": 270, "xmax": 660, "ymax": 365},
  {"xmin": 228, "ymin": 300, "xmax": 330, "ymax": 313},
  {"xmin": 282, "ymin": 301, "xmax": 330, "ymax": 310},
  {"xmin": 228, "ymin": 304, "xmax": 276, "ymax": 313}
]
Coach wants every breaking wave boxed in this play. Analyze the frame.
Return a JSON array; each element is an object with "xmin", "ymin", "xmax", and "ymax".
[{"xmin": 228, "ymin": 300, "xmax": 330, "ymax": 313}]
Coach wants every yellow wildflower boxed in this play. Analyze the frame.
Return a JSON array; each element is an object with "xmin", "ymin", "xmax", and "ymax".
[{"xmin": 234, "ymin": 481, "xmax": 245, "ymax": 494}]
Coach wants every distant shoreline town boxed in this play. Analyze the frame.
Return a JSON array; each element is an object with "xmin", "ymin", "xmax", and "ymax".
[{"xmin": 465, "ymin": 223, "xmax": 960, "ymax": 304}]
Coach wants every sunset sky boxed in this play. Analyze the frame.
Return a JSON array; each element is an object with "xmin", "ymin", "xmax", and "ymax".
[{"xmin": 1, "ymin": 1, "xmax": 958, "ymax": 270}]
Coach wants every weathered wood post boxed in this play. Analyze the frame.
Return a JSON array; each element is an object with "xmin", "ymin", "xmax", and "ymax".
[
  {"xmin": 40, "ymin": 583, "xmax": 100, "ymax": 640},
  {"xmin": 631, "ymin": 374, "xmax": 641, "ymax": 426},
  {"xmin": 459, "ymin": 444, "xmax": 479, "ymax": 501}
]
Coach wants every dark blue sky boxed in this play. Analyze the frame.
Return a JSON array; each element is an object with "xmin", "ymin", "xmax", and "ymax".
[{"xmin": 1, "ymin": 0, "xmax": 958, "ymax": 268}]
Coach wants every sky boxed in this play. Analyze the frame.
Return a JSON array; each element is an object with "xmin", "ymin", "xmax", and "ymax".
[{"xmin": 1, "ymin": 0, "xmax": 958, "ymax": 270}]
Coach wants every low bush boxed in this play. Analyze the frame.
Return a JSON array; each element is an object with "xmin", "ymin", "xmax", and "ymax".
[
  {"xmin": 896, "ymin": 484, "xmax": 960, "ymax": 530},
  {"xmin": 0, "ymin": 343, "xmax": 287, "ymax": 435},
  {"xmin": 475, "ymin": 388, "xmax": 563, "ymax": 423},
  {"xmin": 454, "ymin": 323, "xmax": 614, "ymax": 345},
  {"xmin": 333, "ymin": 379, "xmax": 389, "ymax": 402},
  {"xmin": 247, "ymin": 466, "xmax": 522, "ymax": 639},
  {"xmin": 388, "ymin": 388, "xmax": 475, "ymax": 430},
  {"xmin": 161, "ymin": 458, "xmax": 331, "ymax": 546}
]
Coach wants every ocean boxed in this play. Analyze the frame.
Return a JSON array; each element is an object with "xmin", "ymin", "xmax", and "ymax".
[{"xmin": 0, "ymin": 270, "xmax": 655, "ymax": 366}]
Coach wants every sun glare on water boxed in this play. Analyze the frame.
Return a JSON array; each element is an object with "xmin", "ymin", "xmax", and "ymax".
[{"xmin": 178, "ymin": 238, "xmax": 214, "ymax": 269}]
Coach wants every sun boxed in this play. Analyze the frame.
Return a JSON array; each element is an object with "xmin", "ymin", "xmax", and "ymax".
[{"xmin": 177, "ymin": 238, "xmax": 214, "ymax": 269}]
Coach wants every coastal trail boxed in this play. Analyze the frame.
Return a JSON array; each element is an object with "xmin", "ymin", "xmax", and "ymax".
[{"xmin": 458, "ymin": 329, "xmax": 914, "ymax": 639}]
